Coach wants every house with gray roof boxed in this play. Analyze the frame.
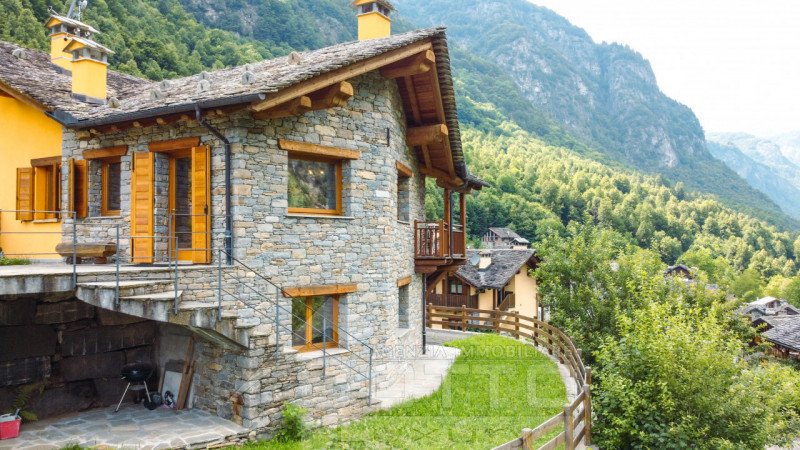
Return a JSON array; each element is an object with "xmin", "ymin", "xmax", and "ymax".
[
  {"xmin": 0, "ymin": 0, "xmax": 484, "ymax": 438},
  {"xmin": 481, "ymin": 227, "xmax": 530, "ymax": 249}
]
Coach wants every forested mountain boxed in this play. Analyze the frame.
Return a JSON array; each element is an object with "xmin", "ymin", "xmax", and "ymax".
[
  {"xmin": 397, "ymin": 0, "xmax": 796, "ymax": 229},
  {"xmin": 707, "ymin": 139, "xmax": 800, "ymax": 219}
]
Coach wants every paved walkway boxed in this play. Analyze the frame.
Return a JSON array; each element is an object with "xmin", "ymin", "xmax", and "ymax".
[
  {"xmin": 375, "ymin": 344, "xmax": 461, "ymax": 409},
  {"xmin": 0, "ymin": 404, "xmax": 248, "ymax": 449}
]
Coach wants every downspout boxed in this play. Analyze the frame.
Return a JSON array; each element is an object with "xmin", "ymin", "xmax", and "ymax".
[
  {"xmin": 422, "ymin": 274, "xmax": 427, "ymax": 356},
  {"xmin": 195, "ymin": 105, "xmax": 233, "ymax": 265}
]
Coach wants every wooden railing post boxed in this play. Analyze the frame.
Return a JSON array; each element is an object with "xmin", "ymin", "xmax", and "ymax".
[
  {"xmin": 461, "ymin": 304, "xmax": 467, "ymax": 331},
  {"xmin": 493, "ymin": 309, "xmax": 500, "ymax": 333},
  {"xmin": 584, "ymin": 367, "xmax": 592, "ymax": 445},
  {"xmin": 514, "ymin": 311, "xmax": 520, "ymax": 337},
  {"xmin": 521, "ymin": 428, "xmax": 533, "ymax": 449},
  {"xmin": 563, "ymin": 404, "xmax": 574, "ymax": 450}
]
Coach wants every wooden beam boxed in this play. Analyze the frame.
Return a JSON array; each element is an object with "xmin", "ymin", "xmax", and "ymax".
[
  {"xmin": 83, "ymin": 146, "xmax": 128, "ymax": 160},
  {"xmin": 30, "ymin": 156, "xmax": 61, "ymax": 167},
  {"xmin": 252, "ymin": 96, "xmax": 312, "ymax": 120},
  {"xmin": 404, "ymin": 76, "xmax": 423, "ymax": 125},
  {"xmin": 283, "ymin": 284, "xmax": 358, "ymax": 298},
  {"xmin": 396, "ymin": 161, "xmax": 413, "ymax": 178},
  {"xmin": 251, "ymin": 41, "xmax": 434, "ymax": 112},
  {"xmin": 0, "ymin": 80, "xmax": 49, "ymax": 112},
  {"xmin": 397, "ymin": 276, "xmax": 413, "ymax": 288},
  {"xmin": 419, "ymin": 165, "xmax": 462, "ymax": 186},
  {"xmin": 421, "ymin": 145, "xmax": 432, "ymax": 170},
  {"xmin": 407, "ymin": 124, "xmax": 448, "ymax": 147},
  {"xmin": 308, "ymin": 81, "xmax": 354, "ymax": 110},
  {"xmin": 278, "ymin": 139, "xmax": 361, "ymax": 160},
  {"xmin": 426, "ymin": 271, "xmax": 448, "ymax": 294},
  {"xmin": 381, "ymin": 50, "xmax": 436, "ymax": 79},
  {"xmin": 149, "ymin": 136, "xmax": 201, "ymax": 153}
]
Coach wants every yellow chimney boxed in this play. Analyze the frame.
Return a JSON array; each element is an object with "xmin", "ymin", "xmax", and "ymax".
[
  {"xmin": 63, "ymin": 37, "xmax": 113, "ymax": 103},
  {"xmin": 353, "ymin": 0, "xmax": 394, "ymax": 41},
  {"xmin": 44, "ymin": 14, "xmax": 99, "ymax": 71}
]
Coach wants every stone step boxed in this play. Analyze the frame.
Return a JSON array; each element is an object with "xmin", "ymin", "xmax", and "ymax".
[
  {"xmin": 78, "ymin": 279, "xmax": 174, "ymax": 289},
  {"xmin": 120, "ymin": 291, "xmax": 182, "ymax": 302}
]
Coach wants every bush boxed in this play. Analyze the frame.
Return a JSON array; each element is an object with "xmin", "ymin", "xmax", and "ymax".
[
  {"xmin": 0, "ymin": 257, "xmax": 31, "ymax": 266},
  {"xmin": 274, "ymin": 402, "xmax": 307, "ymax": 442}
]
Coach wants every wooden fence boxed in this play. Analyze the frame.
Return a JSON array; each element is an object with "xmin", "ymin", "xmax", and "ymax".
[{"xmin": 426, "ymin": 304, "xmax": 592, "ymax": 450}]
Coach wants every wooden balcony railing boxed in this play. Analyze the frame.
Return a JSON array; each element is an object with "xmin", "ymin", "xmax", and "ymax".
[
  {"xmin": 414, "ymin": 221, "xmax": 466, "ymax": 259},
  {"xmin": 498, "ymin": 292, "xmax": 515, "ymax": 312},
  {"xmin": 427, "ymin": 292, "xmax": 479, "ymax": 309}
]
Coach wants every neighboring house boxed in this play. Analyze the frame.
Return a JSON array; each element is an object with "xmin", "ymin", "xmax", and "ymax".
[
  {"xmin": 0, "ymin": 0, "xmax": 484, "ymax": 434},
  {"xmin": 481, "ymin": 227, "xmax": 530, "ymax": 249},
  {"xmin": 665, "ymin": 264, "xmax": 693, "ymax": 280},
  {"xmin": 428, "ymin": 247, "xmax": 541, "ymax": 319},
  {"xmin": 756, "ymin": 316, "xmax": 800, "ymax": 360},
  {"xmin": 740, "ymin": 296, "xmax": 800, "ymax": 321}
]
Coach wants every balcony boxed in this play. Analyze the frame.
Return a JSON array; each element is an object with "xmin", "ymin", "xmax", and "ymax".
[
  {"xmin": 426, "ymin": 292, "xmax": 478, "ymax": 309},
  {"xmin": 414, "ymin": 220, "xmax": 466, "ymax": 273}
]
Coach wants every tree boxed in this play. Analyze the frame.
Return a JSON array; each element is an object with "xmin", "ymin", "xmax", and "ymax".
[
  {"xmin": 784, "ymin": 277, "xmax": 800, "ymax": 307},
  {"xmin": 594, "ymin": 300, "xmax": 800, "ymax": 449},
  {"xmin": 728, "ymin": 268, "xmax": 764, "ymax": 302}
]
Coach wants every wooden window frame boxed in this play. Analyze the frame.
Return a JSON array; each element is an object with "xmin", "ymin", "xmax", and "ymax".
[
  {"xmin": 29, "ymin": 157, "xmax": 61, "ymax": 221},
  {"xmin": 449, "ymin": 277, "xmax": 464, "ymax": 295},
  {"xmin": 100, "ymin": 157, "xmax": 122, "ymax": 217},
  {"xmin": 287, "ymin": 154, "xmax": 343, "ymax": 216},
  {"xmin": 293, "ymin": 295, "xmax": 340, "ymax": 353}
]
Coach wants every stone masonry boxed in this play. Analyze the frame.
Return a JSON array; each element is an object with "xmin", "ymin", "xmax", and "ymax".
[{"xmin": 58, "ymin": 71, "xmax": 426, "ymax": 434}]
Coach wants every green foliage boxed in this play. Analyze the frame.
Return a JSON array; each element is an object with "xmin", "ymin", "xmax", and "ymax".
[
  {"xmin": 0, "ymin": 257, "xmax": 31, "ymax": 266},
  {"xmin": 594, "ymin": 300, "xmax": 800, "ymax": 449},
  {"xmin": 8, "ymin": 381, "xmax": 46, "ymax": 422},
  {"xmin": 728, "ymin": 268, "xmax": 764, "ymax": 303},
  {"xmin": 275, "ymin": 403, "xmax": 308, "ymax": 442},
  {"xmin": 784, "ymin": 277, "xmax": 800, "ymax": 307},
  {"xmin": 462, "ymin": 127, "xmax": 799, "ymax": 279}
]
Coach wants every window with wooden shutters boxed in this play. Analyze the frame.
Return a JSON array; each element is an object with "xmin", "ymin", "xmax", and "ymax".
[
  {"xmin": 130, "ymin": 152, "xmax": 154, "ymax": 264},
  {"xmin": 101, "ymin": 158, "xmax": 122, "ymax": 216},
  {"xmin": 15, "ymin": 168, "xmax": 34, "ymax": 221},
  {"xmin": 191, "ymin": 146, "xmax": 211, "ymax": 264},
  {"xmin": 68, "ymin": 158, "xmax": 88, "ymax": 219},
  {"xmin": 30, "ymin": 157, "xmax": 61, "ymax": 221}
]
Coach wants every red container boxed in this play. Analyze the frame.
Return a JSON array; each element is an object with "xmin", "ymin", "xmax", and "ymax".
[{"xmin": 0, "ymin": 416, "xmax": 20, "ymax": 440}]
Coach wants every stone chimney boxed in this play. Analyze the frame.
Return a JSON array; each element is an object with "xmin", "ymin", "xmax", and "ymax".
[
  {"xmin": 353, "ymin": 0, "xmax": 394, "ymax": 41},
  {"xmin": 479, "ymin": 250, "xmax": 492, "ymax": 270},
  {"xmin": 63, "ymin": 37, "xmax": 112, "ymax": 104}
]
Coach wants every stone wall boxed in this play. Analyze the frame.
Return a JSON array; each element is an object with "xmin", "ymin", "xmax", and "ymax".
[{"xmin": 59, "ymin": 70, "xmax": 427, "ymax": 433}]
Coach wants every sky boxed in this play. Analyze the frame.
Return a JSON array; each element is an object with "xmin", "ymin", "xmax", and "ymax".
[{"xmin": 530, "ymin": 0, "xmax": 800, "ymax": 137}]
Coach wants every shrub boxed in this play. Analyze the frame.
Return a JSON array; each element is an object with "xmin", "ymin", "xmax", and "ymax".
[{"xmin": 275, "ymin": 402, "xmax": 307, "ymax": 442}]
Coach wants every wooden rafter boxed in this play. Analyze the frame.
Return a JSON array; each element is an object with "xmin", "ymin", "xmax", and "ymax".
[
  {"xmin": 380, "ymin": 50, "xmax": 436, "ymax": 79},
  {"xmin": 251, "ymin": 41, "xmax": 433, "ymax": 113},
  {"xmin": 396, "ymin": 161, "xmax": 413, "ymax": 178},
  {"xmin": 419, "ymin": 165, "xmax": 462, "ymax": 187},
  {"xmin": 407, "ymin": 124, "xmax": 448, "ymax": 147},
  {"xmin": 404, "ymin": 76, "xmax": 422, "ymax": 125},
  {"xmin": 252, "ymin": 96, "xmax": 312, "ymax": 120},
  {"xmin": 0, "ymin": 80, "xmax": 49, "ymax": 112},
  {"xmin": 308, "ymin": 81, "xmax": 354, "ymax": 110}
]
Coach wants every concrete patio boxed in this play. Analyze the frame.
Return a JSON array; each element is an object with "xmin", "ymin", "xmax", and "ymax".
[
  {"xmin": 0, "ymin": 404, "xmax": 249, "ymax": 449},
  {"xmin": 375, "ymin": 344, "xmax": 461, "ymax": 409}
]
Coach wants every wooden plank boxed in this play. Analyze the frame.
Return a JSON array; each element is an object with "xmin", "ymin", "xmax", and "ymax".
[
  {"xmin": 380, "ymin": 50, "xmax": 436, "ymax": 79},
  {"xmin": 397, "ymin": 276, "xmax": 412, "ymax": 287},
  {"xmin": 30, "ymin": 156, "xmax": 61, "ymax": 167},
  {"xmin": 419, "ymin": 165, "xmax": 461, "ymax": 186},
  {"xmin": 252, "ymin": 41, "xmax": 434, "ymax": 112},
  {"xmin": 538, "ymin": 432, "xmax": 565, "ymax": 450},
  {"xmin": 278, "ymin": 139, "xmax": 361, "ymax": 160},
  {"xmin": 83, "ymin": 146, "xmax": 128, "ymax": 160},
  {"xmin": 526, "ymin": 412, "xmax": 565, "ymax": 442},
  {"xmin": 282, "ymin": 284, "xmax": 358, "ymax": 298},
  {"xmin": 191, "ymin": 146, "xmax": 211, "ymax": 264},
  {"xmin": 252, "ymin": 96, "xmax": 312, "ymax": 120},
  {"xmin": 149, "ymin": 136, "xmax": 201, "ymax": 153},
  {"xmin": 407, "ymin": 124, "xmax": 448, "ymax": 147},
  {"xmin": 396, "ymin": 161, "xmax": 413, "ymax": 178},
  {"xmin": 15, "ymin": 168, "xmax": 34, "ymax": 221},
  {"xmin": 308, "ymin": 81, "xmax": 354, "ymax": 109}
]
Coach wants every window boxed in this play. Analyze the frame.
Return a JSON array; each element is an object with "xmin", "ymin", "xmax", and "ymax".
[
  {"xmin": 449, "ymin": 278, "xmax": 464, "ymax": 295},
  {"xmin": 16, "ymin": 157, "xmax": 62, "ymax": 221},
  {"xmin": 397, "ymin": 162, "xmax": 411, "ymax": 222},
  {"xmin": 292, "ymin": 295, "xmax": 340, "ymax": 351},
  {"xmin": 398, "ymin": 285, "xmax": 409, "ymax": 328},
  {"xmin": 288, "ymin": 156, "xmax": 342, "ymax": 215},
  {"xmin": 101, "ymin": 158, "xmax": 121, "ymax": 216}
]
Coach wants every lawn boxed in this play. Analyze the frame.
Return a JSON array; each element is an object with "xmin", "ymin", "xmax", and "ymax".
[{"xmin": 249, "ymin": 334, "xmax": 566, "ymax": 449}]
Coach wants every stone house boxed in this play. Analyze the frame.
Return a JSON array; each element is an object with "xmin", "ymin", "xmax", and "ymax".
[
  {"xmin": 481, "ymin": 227, "xmax": 531, "ymax": 249},
  {"xmin": 0, "ymin": 1, "xmax": 484, "ymax": 437}
]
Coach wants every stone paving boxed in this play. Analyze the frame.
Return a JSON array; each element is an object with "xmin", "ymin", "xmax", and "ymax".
[
  {"xmin": 0, "ymin": 404, "xmax": 248, "ymax": 449},
  {"xmin": 374, "ymin": 344, "xmax": 461, "ymax": 409}
]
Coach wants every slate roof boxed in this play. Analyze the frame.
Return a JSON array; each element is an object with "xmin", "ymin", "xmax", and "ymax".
[
  {"xmin": 762, "ymin": 316, "xmax": 800, "ymax": 352},
  {"xmin": 0, "ymin": 28, "xmax": 471, "ymax": 180},
  {"xmin": 488, "ymin": 228, "xmax": 523, "ymax": 240},
  {"xmin": 456, "ymin": 249, "xmax": 538, "ymax": 290}
]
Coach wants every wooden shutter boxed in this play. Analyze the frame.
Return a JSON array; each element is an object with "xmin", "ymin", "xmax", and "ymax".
[
  {"xmin": 16, "ymin": 168, "xmax": 34, "ymax": 221},
  {"xmin": 68, "ymin": 158, "xmax": 88, "ymax": 219},
  {"xmin": 130, "ymin": 152, "xmax": 154, "ymax": 264},
  {"xmin": 191, "ymin": 146, "xmax": 211, "ymax": 264}
]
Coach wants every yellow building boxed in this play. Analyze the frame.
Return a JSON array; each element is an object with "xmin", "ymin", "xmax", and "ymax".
[
  {"xmin": 353, "ymin": 0, "xmax": 394, "ymax": 41},
  {"xmin": 428, "ymin": 245, "xmax": 541, "ymax": 320},
  {"xmin": 0, "ymin": 14, "xmax": 134, "ymax": 261}
]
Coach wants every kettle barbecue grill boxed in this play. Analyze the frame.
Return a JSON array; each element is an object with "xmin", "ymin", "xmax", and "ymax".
[{"xmin": 115, "ymin": 363, "xmax": 154, "ymax": 413}]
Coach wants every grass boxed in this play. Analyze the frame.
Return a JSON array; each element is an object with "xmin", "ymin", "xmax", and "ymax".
[
  {"xmin": 249, "ymin": 334, "xmax": 566, "ymax": 449},
  {"xmin": 0, "ymin": 257, "xmax": 31, "ymax": 266}
]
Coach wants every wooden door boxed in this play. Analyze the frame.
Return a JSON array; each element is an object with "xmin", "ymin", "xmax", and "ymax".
[
  {"xmin": 191, "ymin": 146, "xmax": 211, "ymax": 264},
  {"xmin": 131, "ymin": 152, "xmax": 154, "ymax": 264}
]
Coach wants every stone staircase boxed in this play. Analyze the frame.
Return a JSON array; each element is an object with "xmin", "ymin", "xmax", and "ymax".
[{"xmin": 75, "ymin": 277, "xmax": 259, "ymax": 348}]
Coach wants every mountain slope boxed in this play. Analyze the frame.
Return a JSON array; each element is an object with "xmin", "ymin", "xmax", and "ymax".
[
  {"xmin": 707, "ymin": 141, "xmax": 800, "ymax": 219},
  {"xmin": 396, "ymin": 0, "xmax": 795, "ymax": 230}
]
